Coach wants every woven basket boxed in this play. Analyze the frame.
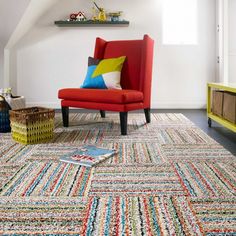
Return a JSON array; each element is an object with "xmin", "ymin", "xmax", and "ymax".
[
  {"xmin": 10, "ymin": 107, "xmax": 55, "ymax": 144},
  {"xmin": 0, "ymin": 95, "xmax": 11, "ymax": 133}
]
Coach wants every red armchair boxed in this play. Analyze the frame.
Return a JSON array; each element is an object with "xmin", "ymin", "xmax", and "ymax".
[{"xmin": 58, "ymin": 35, "xmax": 154, "ymax": 135}]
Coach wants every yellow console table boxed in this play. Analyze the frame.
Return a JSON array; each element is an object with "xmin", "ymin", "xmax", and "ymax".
[{"xmin": 207, "ymin": 82, "xmax": 236, "ymax": 132}]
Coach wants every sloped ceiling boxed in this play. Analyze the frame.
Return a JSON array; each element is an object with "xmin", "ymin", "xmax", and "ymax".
[
  {"xmin": 3, "ymin": 0, "xmax": 60, "ymax": 88},
  {"xmin": 5, "ymin": 0, "xmax": 60, "ymax": 49},
  {"xmin": 0, "ymin": 0, "xmax": 31, "ymax": 47}
]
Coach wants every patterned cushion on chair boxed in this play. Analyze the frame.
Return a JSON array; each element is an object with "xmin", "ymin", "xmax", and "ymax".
[{"xmin": 80, "ymin": 56, "xmax": 126, "ymax": 89}]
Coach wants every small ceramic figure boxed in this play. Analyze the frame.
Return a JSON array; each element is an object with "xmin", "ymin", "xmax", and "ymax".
[
  {"xmin": 93, "ymin": 1, "xmax": 107, "ymax": 21},
  {"xmin": 76, "ymin": 12, "xmax": 87, "ymax": 21},
  {"xmin": 69, "ymin": 12, "xmax": 87, "ymax": 21},
  {"xmin": 70, "ymin": 13, "xmax": 78, "ymax": 21},
  {"xmin": 108, "ymin": 11, "xmax": 122, "ymax": 21}
]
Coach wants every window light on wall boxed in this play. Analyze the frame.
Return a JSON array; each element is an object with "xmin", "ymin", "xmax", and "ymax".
[{"xmin": 162, "ymin": 0, "xmax": 198, "ymax": 45}]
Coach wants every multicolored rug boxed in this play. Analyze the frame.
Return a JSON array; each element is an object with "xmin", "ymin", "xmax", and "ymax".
[
  {"xmin": 0, "ymin": 113, "xmax": 235, "ymax": 235},
  {"xmin": 0, "ymin": 197, "xmax": 86, "ymax": 234}
]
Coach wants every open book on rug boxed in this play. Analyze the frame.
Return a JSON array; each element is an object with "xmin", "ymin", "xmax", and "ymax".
[{"xmin": 59, "ymin": 145, "xmax": 117, "ymax": 167}]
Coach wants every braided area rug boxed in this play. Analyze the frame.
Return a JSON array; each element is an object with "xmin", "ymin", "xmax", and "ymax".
[{"xmin": 0, "ymin": 113, "xmax": 235, "ymax": 235}]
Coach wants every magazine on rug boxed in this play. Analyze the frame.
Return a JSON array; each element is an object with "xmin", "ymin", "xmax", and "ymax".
[{"xmin": 59, "ymin": 145, "xmax": 117, "ymax": 167}]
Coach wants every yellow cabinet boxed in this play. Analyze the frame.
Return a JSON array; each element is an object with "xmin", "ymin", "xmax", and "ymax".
[{"xmin": 207, "ymin": 82, "xmax": 236, "ymax": 132}]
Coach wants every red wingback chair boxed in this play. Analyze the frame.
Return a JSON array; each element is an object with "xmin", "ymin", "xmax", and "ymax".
[{"xmin": 58, "ymin": 35, "xmax": 154, "ymax": 135}]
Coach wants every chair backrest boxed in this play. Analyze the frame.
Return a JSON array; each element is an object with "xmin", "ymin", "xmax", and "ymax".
[{"xmin": 94, "ymin": 35, "xmax": 154, "ymax": 108}]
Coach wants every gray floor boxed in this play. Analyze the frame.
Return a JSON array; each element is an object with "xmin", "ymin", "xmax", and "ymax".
[
  {"xmin": 155, "ymin": 109, "xmax": 236, "ymax": 156},
  {"xmin": 61, "ymin": 109, "xmax": 236, "ymax": 156}
]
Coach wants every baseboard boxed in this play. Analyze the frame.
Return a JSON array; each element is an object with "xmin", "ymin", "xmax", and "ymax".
[
  {"xmin": 26, "ymin": 102, "xmax": 61, "ymax": 108},
  {"xmin": 151, "ymin": 102, "xmax": 206, "ymax": 109},
  {"xmin": 26, "ymin": 102, "xmax": 207, "ymax": 110}
]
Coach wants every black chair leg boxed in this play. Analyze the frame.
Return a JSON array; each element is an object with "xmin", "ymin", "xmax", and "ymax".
[
  {"xmin": 100, "ymin": 110, "xmax": 106, "ymax": 118},
  {"xmin": 62, "ymin": 106, "xmax": 69, "ymax": 127},
  {"xmin": 144, "ymin": 108, "xmax": 151, "ymax": 123},
  {"xmin": 120, "ymin": 112, "xmax": 128, "ymax": 135}
]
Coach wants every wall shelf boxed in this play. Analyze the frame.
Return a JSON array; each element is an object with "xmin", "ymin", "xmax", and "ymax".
[{"xmin": 54, "ymin": 20, "xmax": 129, "ymax": 27}]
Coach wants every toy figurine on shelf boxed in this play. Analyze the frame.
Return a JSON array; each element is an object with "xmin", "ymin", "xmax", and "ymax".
[
  {"xmin": 93, "ymin": 1, "xmax": 106, "ymax": 21},
  {"xmin": 108, "ymin": 11, "xmax": 122, "ymax": 22},
  {"xmin": 92, "ymin": 6, "xmax": 98, "ymax": 21},
  {"xmin": 69, "ymin": 13, "xmax": 78, "ymax": 21},
  {"xmin": 76, "ymin": 12, "xmax": 87, "ymax": 21},
  {"xmin": 69, "ymin": 12, "xmax": 87, "ymax": 21}
]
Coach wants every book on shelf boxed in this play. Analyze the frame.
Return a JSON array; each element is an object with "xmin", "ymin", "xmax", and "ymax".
[{"xmin": 59, "ymin": 145, "xmax": 117, "ymax": 167}]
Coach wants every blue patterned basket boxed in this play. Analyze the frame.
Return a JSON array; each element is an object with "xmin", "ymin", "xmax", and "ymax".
[{"xmin": 0, "ymin": 95, "xmax": 11, "ymax": 133}]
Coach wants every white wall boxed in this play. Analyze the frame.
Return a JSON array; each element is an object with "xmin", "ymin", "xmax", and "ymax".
[
  {"xmin": 11, "ymin": 0, "xmax": 215, "ymax": 108},
  {"xmin": 229, "ymin": 0, "xmax": 236, "ymax": 83},
  {"xmin": 0, "ymin": 0, "xmax": 31, "ymax": 88},
  {"xmin": 0, "ymin": 43, "xmax": 3, "ymax": 88}
]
